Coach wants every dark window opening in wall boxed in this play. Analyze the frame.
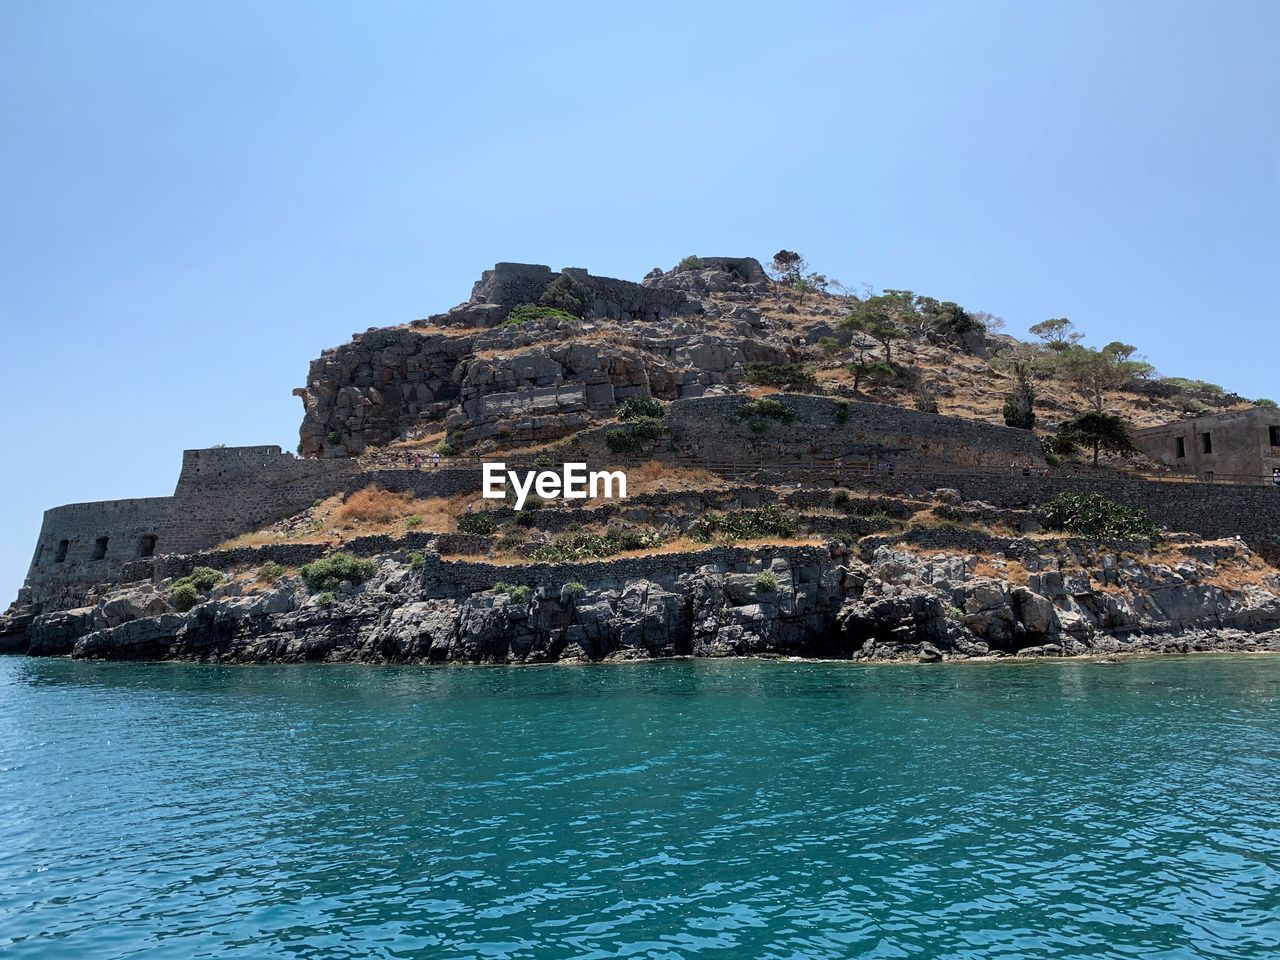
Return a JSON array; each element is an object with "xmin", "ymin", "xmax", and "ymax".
[
  {"xmin": 1270, "ymin": 425, "xmax": 1280, "ymax": 447},
  {"xmin": 55, "ymin": 539, "xmax": 69, "ymax": 563},
  {"xmin": 1175, "ymin": 437, "xmax": 1185, "ymax": 458},
  {"xmin": 1202, "ymin": 432, "xmax": 1213, "ymax": 455},
  {"xmin": 92, "ymin": 537, "xmax": 109, "ymax": 561},
  {"xmin": 138, "ymin": 534, "xmax": 157, "ymax": 558},
  {"xmin": 1204, "ymin": 471, "xmax": 1215, "ymax": 483}
]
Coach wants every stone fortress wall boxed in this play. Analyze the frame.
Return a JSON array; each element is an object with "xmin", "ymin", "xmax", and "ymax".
[
  {"xmin": 19, "ymin": 446, "xmax": 358, "ymax": 611},
  {"xmin": 468, "ymin": 262, "xmax": 698, "ymax": 325}
]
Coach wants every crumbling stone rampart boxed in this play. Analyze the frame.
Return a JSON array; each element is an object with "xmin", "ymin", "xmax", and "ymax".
[{"xmin": 17, "ymin": 446, "xmax": 358, "ymax": 612}]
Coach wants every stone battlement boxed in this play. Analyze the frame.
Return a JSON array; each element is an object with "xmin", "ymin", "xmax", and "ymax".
[{"xmin": 16, "ymin": 445, "xmax": 358, "ymax": 612}]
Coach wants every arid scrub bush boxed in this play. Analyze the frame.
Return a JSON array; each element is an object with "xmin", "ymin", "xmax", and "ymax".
[
  {"xmin": 563, "ymin": 581, "xmax": 587, "ymax": 596},
  {"xmin": 172, "ymin": 582, "xmax": 199, "ymax": 612},
  {"xmin": 185, "ymin": 566, "xmax": 223, "ymax": 591},
  {"xmin": 259, "ymin": 560, "xmax": 285, "ymax": 583},
  {"xmin": 693, "ymin": 504, "xmax": 797, "ymax": 543},
  {"xmin": 744, "ymin": 361, "xmax": 816, "ymax": 392},
  {"xmin": 169, "ymin": 565, "xmax": 224, "ymax": 611},
  {"xmin": 1039, "ymin": 492, "xmax": 1160, "ymax": 541},
  {"xmin": 740, "ymin": 396, "xmax": 792, "ymax": 434},
  {"xmin": 457, "ymin": 512, "xmax": 499, "ymax": 536},
  {"xmin": 676, "ymin": 255, "xmax": 705, "ymax": 272},
  {"xmin": 754, "ymin": 570, "xmax": 778, "ymax": 592},
  {"xmin": 539, "ymin": 271, "xmax": 594, "ymax": 318},
  {"xmin": 605, "ymin": 417, "xmax": 669, "ymax": 454},
  {"xmin": 495, "ymin": 582, "xmax": 532, "ymax": 603},
  {"xmin": 407, "ymin": 551, "xmax": 425, "ymax": 570},
  {"xmin": 405, "ymin": 514, "xmax": 423, "ymax": 528},
  {"xmin": 301, "ymin": 552, "xmax": 376, "ymax": 591},
  {"xmin": 738, "ymin": 397, "xmax": 794, "ymax": 423},
  {"xmin": 617, "ymin": 396, "xmax": 666, "ymax": 421},
  {"xmin": 500, "ymin": 303, "xmax": 580, "ymax": 328},
  {"xmin": 316, "ymin": 591, "xmax": 337, "ymax": 607},
  {"xmin": 530, "ymin": 526, "xmax": 665, "ymax": 563}
]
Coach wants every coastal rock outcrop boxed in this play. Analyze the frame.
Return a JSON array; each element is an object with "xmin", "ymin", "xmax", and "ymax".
[{"xmin": 9, "ymin": 535, "xmax": 1274, "ymax": 666}]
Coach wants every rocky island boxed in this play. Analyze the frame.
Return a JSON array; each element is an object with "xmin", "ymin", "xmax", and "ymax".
[{"xmin": 4, "ymin": 254, "xmax": 1279, "ymax": 664}]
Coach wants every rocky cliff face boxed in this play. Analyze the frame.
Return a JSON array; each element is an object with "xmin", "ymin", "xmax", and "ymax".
[
  {"xmin": 18, "ymin": 536, "xmax": 1280, "ymax": 665},
  {"xmin": 294, "ymin": 259, "xmax": 794, "ymax": 456}
]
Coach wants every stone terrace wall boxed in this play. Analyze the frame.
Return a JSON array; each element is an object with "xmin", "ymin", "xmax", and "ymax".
[
  {"xmin": 415, "ymin": 544, "xmax": 833, "ymax": 600},
  {"xmin": 843, "ymin": 468, "xmax": 1280, "ymax": 546},
  {"xmin": 665, "ymin": 395, "xmax": 1047, "ymax": 470}
]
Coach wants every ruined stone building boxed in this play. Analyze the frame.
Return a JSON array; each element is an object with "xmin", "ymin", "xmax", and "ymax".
[{"xmin": 1132, "ymin": 407, "xmax": 1280, "ymax": 482}]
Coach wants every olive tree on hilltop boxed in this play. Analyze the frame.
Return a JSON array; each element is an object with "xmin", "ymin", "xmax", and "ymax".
[
  {"xmin": 1056, "ymin": 341, "xmax": 1154, "ymax": 412},
  {"xmin": 1030, "ymin": 317, "xmax": 1083, "ymax": 351}
]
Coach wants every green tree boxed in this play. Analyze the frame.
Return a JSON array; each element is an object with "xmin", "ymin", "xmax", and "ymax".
[
  {"xmin": 840, "ymin": 292, "xmax": 909, "ymax": 364},
  {"xmin": 915, "ymin": 296, "xmax": 979, "ymax": 337},
  {"xmin": 1001, "ymin": 359, "xmax": 1037, "ymax": 430},
  {"xmin": 1060, "ymin": 410, "xmax": 1134, "ymax": 466},
  {"xmin": 1055, "ymin": 342, "xmax": 1154, "ymax": 411},
  {"xmin": 846, "ymin": 357, "xmax": 895, "ymax": 393},
  {"xmin": 769, "ymin": 250, "xmax": 806, "ymax": 285},
  {"xmin": 1029, "ymin": 317, "xmax": 1083, "ymax": 351}
]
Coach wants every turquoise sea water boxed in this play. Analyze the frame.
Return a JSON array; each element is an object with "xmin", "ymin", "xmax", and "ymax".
[{"xmin": 0, "ymin": 656, "xmax": 1277, "ymax": 960}]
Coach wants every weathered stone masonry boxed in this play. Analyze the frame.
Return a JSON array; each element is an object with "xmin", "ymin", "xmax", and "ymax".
[{"xmin": 18, "ymin": 446, "xmax": 358, "ymax": 611}]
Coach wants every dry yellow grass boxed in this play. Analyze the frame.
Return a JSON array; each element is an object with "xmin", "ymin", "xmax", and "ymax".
[
  {"xmin": 971, "ymin": 558, "xmax": 1030, "ymax": 586},
  {"xmin": 217, "ymin": 488, "xmax": 490, "ymax": 550},
  {"xmin": 329, "ymin": 488, "xmax": 482, "ymax": 536},
  {"xmin": 216, "ymin": 530, "xmax": 284, "ymax": 549},
  {"xmin": 333, "ymin": 487, "xmax": 419, "ymax": 525},
  {"xmin": 446, "ymin": 535, "xmax": 825, "ymax": 566},
  {"xmin": 622, "ymin": 460, "xmax": 728, "ymax": 494},
  {"xmin": 1203, "ymin": 559, "xmax": 1280, "ymax": 589},
  {"xmin": 387, "ymin": 323, "xmax": 476, "ymax": 337}
]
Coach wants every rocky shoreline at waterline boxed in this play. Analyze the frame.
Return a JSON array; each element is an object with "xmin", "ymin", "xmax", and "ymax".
[{"xmin": 5, "ymin": 537, "xmax": 1279, "ymax": 666}]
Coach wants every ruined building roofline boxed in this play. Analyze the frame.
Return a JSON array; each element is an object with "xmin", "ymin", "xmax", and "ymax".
[{"xmin": 1132, "ymin": 405, "xmax": 1280, "ymax": 436}]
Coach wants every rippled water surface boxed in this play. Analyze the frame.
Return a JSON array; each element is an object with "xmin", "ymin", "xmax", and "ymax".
[{"xmin": 2, "ymin": 655, "xmax": 1279, "ymax": 959}]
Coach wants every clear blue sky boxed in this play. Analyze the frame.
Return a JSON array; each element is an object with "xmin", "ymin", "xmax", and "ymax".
[{"xmin": 1, "ymin": 0, "xmax": 1276, "ymax": 601}]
